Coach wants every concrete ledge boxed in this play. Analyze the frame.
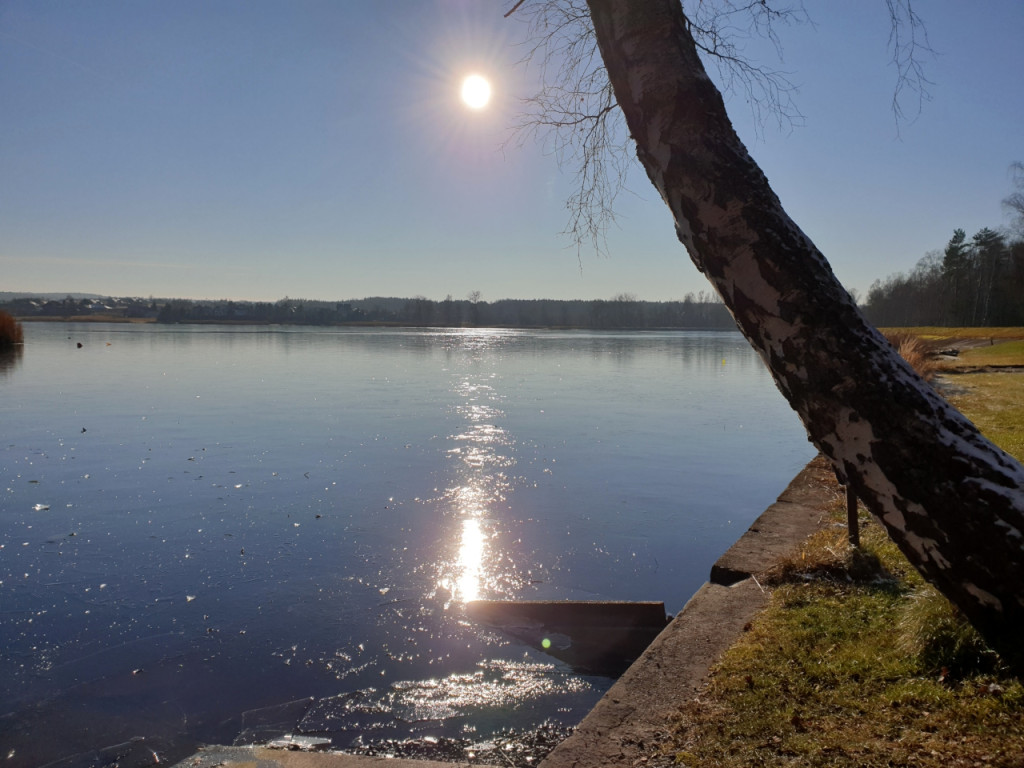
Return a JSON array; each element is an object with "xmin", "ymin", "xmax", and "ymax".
[{"xmin": 710, "ymin": 456, "xmax": 834, "ymax": 586}]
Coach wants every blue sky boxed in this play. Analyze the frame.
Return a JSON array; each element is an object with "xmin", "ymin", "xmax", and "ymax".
[{"xmin": 1, "ymin": 1, "xmax": 1021, "ymax": 303}]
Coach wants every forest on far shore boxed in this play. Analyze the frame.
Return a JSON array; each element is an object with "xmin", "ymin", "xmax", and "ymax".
[
  {"xmin": 862, "ymin": 164, "xmax": 1024, "ymax": 328},
  {"xmin": 0, "ymin": 292, "xmax": 737, "ymax": 330},
  {"xmin": 862, "ymin": 227, "xmax": 1024, "ymax": 328}
]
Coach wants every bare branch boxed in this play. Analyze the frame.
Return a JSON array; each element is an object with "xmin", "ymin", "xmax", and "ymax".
[
  {"xmin": 1003, "ymin": 161, "xmax": 1024, "ymax": 237},
  {"xmin": 507, "ymin": 0, "xmax": 808, "ymax": 254},
  {"xmin": 504, "ymin": 0, "xmax": 528, "ymax": 18},
  {"xmin": 885, "ymin": 0, "xmax": 935, "ymax": 127},
  {"xmin": 505, "ymin": 0, "xmax": 630, "ymax": 255},
  {"xmin": 685, "ymin": 0, "xmax": 807, "ymax": 135},
  {"xmin": 507, "ymin": 1, "xmax": 932, "ymax": 251}
]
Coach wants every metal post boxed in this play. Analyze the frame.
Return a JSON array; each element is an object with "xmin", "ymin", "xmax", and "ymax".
[{"xmin": 846, "ymin": 485, "xmax": 860, "ymax": 549}]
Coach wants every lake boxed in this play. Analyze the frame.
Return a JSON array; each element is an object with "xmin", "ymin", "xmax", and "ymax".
[{"xmin": 0, "ymin": 323, "xmax": 815, "ymax": 766}]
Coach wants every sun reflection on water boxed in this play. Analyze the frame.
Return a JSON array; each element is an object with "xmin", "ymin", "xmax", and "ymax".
[
  {"xmin": 435, "ymin": 331, "xmax": 521, "ymax": 606},
  {"xmin": 455, "ymin": 517, "xmax": 485, "ymax": 603}
]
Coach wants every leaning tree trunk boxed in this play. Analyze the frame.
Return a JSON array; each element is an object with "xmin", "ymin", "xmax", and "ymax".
[{"xmin": 586, "ymin": 0, "xmax": 1024, "ymax": 673}]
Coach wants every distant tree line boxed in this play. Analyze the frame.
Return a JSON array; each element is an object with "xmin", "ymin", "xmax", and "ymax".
[
  {"xmin": 155, "ymin": 292, "xmax": 734, "ymax": 329},
  {"xmin": 1, "ymin": 291, "xmax": 735, "ymax": 330},
  {"xmin": 156, "ymin": 297, "xmax": 366, "ymax": 325},
  {"xmin": 863, "ymin": 227, "xmax": 1024, "ymax": 327},
  {"xmin": 863, "ymin": 164, "xmax": 1024, "ymax": 327}
]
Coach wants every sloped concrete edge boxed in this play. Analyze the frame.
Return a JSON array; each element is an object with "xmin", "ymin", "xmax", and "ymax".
[{"xmin": 710, "ymin": 455, "xmax": 835, "ymax": 586}]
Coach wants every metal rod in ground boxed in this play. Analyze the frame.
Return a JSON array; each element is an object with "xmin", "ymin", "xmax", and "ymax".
[{"xmin": 846, "ymin": 485, "xmax": 860, "ymax": 549}]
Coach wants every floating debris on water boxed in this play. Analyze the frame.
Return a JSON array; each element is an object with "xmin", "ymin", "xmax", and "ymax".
[{"xmin": 349, "ymin": 720, "xmax": 575, "ymax": 767}]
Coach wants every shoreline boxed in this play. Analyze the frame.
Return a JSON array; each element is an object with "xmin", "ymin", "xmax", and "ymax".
[{"xmin": 15, "ymin": 316, "xmax": 736, "ymax": 332}]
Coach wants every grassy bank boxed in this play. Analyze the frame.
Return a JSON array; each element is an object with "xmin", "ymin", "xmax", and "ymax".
[{"xmin": 653, "ymin": 330, "xmax": 1024, "ymax": 767}]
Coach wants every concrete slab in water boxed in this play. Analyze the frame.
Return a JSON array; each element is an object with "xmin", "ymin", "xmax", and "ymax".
[{"xmin": 465, "ymin": 600, "xmax": 668, "ymax": 675}]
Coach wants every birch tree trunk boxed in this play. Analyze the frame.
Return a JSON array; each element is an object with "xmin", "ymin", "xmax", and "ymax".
[{"xmin": 586, "ymin": 0, "xmax": 1024, "ymax": 673}]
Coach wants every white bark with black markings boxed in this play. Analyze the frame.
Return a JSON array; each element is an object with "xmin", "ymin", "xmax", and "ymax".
[{"xmin": 586, "ymin": 0, "xmax": 1024, "ymax": 672}]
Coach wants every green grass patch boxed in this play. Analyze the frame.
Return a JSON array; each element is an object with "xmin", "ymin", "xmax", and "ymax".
[
  {"xmin": 656, "ymin": 473, "xmax": 1024, "ymax": 767},
  {"xmin": 956, "ymin": 339, "xmax": 1024, "ymax": 368},
  {"xmin": 659, "ymin": 512, "xmax": 1024, "ymax": 766},
  {"xmin": 946, "ymin": 372, "xmax": 1024, "ymax": 462}
]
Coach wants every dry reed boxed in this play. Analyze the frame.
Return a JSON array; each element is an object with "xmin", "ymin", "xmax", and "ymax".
[
  {"xmin": 0, "ymin": 310, "xmax": 24, "ymax": 350},
  {"xmin": 885, "ymin": 331, "xmax": 937, "ymax": 382}
]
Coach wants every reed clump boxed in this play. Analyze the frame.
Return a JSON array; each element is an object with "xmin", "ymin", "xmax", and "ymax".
[
  {"xmin": 0, "ymin": 310, "xmax": 24, "ymax": 350},
  {"xmin": 885, "ymin": 331, "xmax": 938, "ymax": 382}
]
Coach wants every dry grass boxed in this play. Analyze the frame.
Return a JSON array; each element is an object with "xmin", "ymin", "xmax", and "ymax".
[
  {"xmin": 884, "ymin": 331, "xmax": 938, "ymax": 382},
  {"xmin": 0, "ymin": 309, "xmax": 24, "ymax": 349},
  {"xmin": 879, "ymin": 327, "xmax": 1024, "ymax": 343}
]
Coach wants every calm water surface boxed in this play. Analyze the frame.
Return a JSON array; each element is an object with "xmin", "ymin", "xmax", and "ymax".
[{"xmin": 0, "ymin": 324, "xmax": 814, "ymax": 766}]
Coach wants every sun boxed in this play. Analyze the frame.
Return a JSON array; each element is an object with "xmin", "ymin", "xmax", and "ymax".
[{"xmin": 460, "ymin": 74, "xmax": 491, "ymax": 110}]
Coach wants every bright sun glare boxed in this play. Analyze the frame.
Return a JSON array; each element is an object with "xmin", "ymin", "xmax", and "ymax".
[{"xmin": 460, "ymin": 74, "xmax": 491, "ymax": 110}]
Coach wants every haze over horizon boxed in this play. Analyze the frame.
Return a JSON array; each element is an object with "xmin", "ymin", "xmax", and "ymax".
[{"xmin": 2, "ymin": 2, "xmax": 1022, "ymax": 303}]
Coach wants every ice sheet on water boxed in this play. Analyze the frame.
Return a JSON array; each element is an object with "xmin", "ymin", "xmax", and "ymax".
[
  {"xmin": 233, "ymin": 697, "xmax": 315, "ymax": 746},
  {"xmin": 33, "ymin": 737, "xmax": 157, "ymax": 768}
]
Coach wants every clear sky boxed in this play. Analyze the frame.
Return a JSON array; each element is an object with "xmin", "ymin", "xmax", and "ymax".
[{"xmin": 1, "ymin": 1, "xmax": 1021, "ymax": 303}]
